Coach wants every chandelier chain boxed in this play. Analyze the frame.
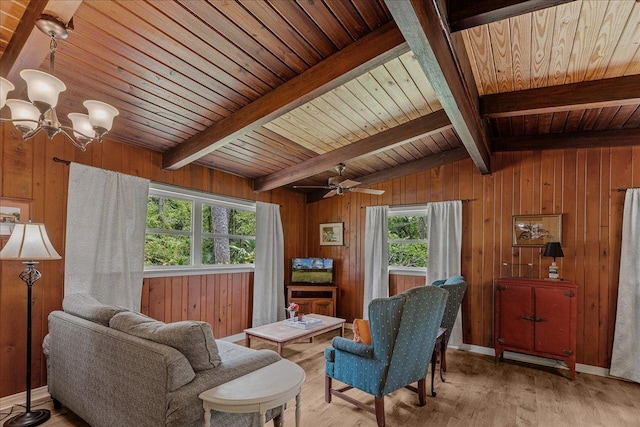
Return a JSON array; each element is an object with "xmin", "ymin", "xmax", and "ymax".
[{"xmin": 49, "ymin": 35, "xmax": 57, "ymax": 76}]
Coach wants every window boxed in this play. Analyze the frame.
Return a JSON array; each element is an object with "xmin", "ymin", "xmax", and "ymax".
[
  {"xmin": 388, "ymin": 206, "xmax": 428, "ymax": 274},
  {"xmin": 145, "ymin": 183, "xmax": 256, "ymax": 276}
]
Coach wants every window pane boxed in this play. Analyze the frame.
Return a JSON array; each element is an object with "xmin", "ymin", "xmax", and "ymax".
[
  {"xmin": 147, "ymin": 197, "xmax": 191, "ymax": 231},
  {"xmin": 388, "ymin": 215, "xmax": 427, "ymax": 240},
  {"xmin": 202, "ymin": 206, "xmax": 256, "ymax": 236},
  {"xmin": 145, "ymin": 234, "xmax": 191, "ymax": 266},
  {"xmin": 202, "ymin": 237, "xmax": 255, "ymax": 265},
  {"xmin": 389, "ymin": 242, "xmax": 428, "ymax": 268}
]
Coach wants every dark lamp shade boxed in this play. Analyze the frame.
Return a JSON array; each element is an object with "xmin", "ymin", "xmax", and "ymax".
[{"xmin": 544, "ymin": 242, "xmax": 564, "ymax": 258}]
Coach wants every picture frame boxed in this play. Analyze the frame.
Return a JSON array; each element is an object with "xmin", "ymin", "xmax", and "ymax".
[
  {"xmin": 512, "ymin": 214, "xmax": 562, "ymax": 247},
  {"xmin": 320, "ymin": 222, "xmax": 343, "ymax": 246},
  {"xmin": 0, "ymin": 197, "xmax": 33, "ymax": 238}
]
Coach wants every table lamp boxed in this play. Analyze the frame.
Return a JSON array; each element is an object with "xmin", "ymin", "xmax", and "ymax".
[
  {"xmin": 543, "ymin": 242, "xmax": 564, "ymax": 280},
  {"xmin": 0, "ymin": 223, "xmax": 61, "ymax": 427}
]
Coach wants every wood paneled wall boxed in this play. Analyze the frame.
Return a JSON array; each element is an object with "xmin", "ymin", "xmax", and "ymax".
[
  {"xmin": 0, "ymin": 124, "xmax": 306, "ymax": 398},
  {"xmin": 1, "ymin": 119, "xmax": 637, "ymax": 398},
  {"xmin": 305, "ymin": 147, "xmax": 640, "ymax": 369}
]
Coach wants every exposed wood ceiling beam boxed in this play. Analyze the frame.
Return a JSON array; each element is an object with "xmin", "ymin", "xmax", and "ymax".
[
  {"xmin": 447, "ymin": 0, "xmax": 577, "ymax": 32},
  {"xmin": 481, "ymin": 75, "xmax": 640, "ymax": 118},
  {"xmin": 0, "ymin": 1, "xmax": 83, "ymax": 95},
  {"xmin": 386, "ymin": 0, "xmax": 491, "ymax": 175},
  {"xmin": 493, "ymin": 129, "xmax": 640, "ymax": 152},
  {"xmin": 162, "ymin": 21, "xmax": 410, "ymax": 171},
  {"xmin": 253, "ymin": 109, "xmax": 452, "ymax": 192},
  {"xmin": 306, "ymin": 147, "xmax": 469, "ymax": 203}
]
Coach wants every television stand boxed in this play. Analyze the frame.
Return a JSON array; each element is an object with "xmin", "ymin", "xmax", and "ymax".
[{"xmin": 287, "ymin": 285, "xmax": 337, "ymax": 317}]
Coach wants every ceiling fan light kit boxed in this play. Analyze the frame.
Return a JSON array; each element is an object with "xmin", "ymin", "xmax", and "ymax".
[
  {"xmin": 0, "ymin": 14, "xmax": 118, "ymax": 151},
  {"xmin": 294, "ymin": 163, "xmax": 385, "ymax": 198}
]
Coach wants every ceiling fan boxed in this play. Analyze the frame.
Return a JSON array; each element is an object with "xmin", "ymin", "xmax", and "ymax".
[{"xmin": 293, "ymin": 164, "xmax": 385, "ymax": 199}]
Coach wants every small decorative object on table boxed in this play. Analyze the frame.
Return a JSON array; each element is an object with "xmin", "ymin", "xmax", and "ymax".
[
  {"xmin": 285, "ymin": 316, "xmax": 323, "ymax": 330},
  {"xmin": 286, "ymin": 302, "xmax": 300, "ymax": 321}
]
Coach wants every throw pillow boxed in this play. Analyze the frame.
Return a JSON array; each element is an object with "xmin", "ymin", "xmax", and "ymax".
[
  {"xmin": 62, "ymin": 293, "xmax": 128, "ymax": 326},
  {"xmin": 353, "ymin": 318, "xmax": 372, "ymax": 345},
  {"xmin": 109, "ymin": 311, "xmax": 222, "ymax": 371}
]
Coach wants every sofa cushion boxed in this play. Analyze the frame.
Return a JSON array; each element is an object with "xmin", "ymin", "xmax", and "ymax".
[
  {"xmin": 110, "ymin": 312, "xmax": 221, "ymax": 371},
  {"xmin": 63, "ymin": 293, "xmax": 128, "ymax": 326}
]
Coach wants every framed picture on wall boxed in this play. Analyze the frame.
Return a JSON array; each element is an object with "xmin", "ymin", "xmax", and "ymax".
[
  {"xmin": 512, "ymin": 214, "xmax": 562, "ymax": 247},
  {"xmin": 0, "ymin": 197, "xmax": 33, "ymax": 238},
  {"xmin": 320, "ymin": 222, "xmax": 343, "ymax": 246}
]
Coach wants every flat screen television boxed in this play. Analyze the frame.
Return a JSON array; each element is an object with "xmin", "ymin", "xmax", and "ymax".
[{"xmin": 291, "ymin": 258, "xmax": 333, "ymax": 284}]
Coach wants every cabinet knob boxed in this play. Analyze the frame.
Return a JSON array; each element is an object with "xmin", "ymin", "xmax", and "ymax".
[
  {"xmin": 497, "ymin": 338, "xmax": 505, "ymax": 343},
  {"xmin": 496, "ymin": 285, "xmax": 506, "ymax": 291},
  {"xmin": 564, "ymin": 291, "xmax": 575, "ymax": 297},
  {"xmin": 563, "ymin": 349, "xmax": 574, "ymax": 355}
]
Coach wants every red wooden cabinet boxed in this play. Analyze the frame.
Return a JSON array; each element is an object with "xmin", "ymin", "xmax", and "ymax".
[{"xmin": 494, "ymin": 278, "xmax": 577, "ymax": 379}]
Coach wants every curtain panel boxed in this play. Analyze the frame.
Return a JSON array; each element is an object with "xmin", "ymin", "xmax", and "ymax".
[
  {"xmin": 363, "ymin": 205, "xmax": 389, "ymax": 320},
  {"xmin": 252, "ymin": 202, "xmax": 285, "ymax": 327},
  {"xmin": 426, "ymin": 200, "xmax": 463, "ymax": 346},
  {"xmin": 65, "ymin": 163, "xmax": 149, "ymax": 311},
  {"xmin": 610, "ymin": 188, "xmax": 640, "ymax": 382}
]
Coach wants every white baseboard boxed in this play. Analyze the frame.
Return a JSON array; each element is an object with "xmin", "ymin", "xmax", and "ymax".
[
  {"xmin": 454, "ymin": 343, "xmax": 610, "ymax": 377},
  {"xmin": 0, "ymin": 386, "xmax": 50, "ymax": 412}
]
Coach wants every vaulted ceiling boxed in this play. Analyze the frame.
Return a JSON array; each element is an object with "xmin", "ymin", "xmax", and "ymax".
[{"xmin": 1, "ymin": 0, "xmax": 639, "ymax": 202}]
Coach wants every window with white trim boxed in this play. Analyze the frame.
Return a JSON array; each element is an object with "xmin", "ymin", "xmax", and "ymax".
[
  {"xmin": 388, "ymin": 206, "xmax": 428, "ymax": 274},
  {"xmin": 145, "ymin": 183, "xmax": 255, "ymax": 276}
]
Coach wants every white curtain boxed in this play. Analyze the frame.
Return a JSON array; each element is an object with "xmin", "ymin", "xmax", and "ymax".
[
  {"xmin": 363, "ymin": 206, "xmax": 389, "ymax": 320},
  {"xmin": 252, "ymin": 202, "xmax": 285, "ymax": 327},
  {"xmin": 65, "ymin": 163, "xmax": 149, "ymax": 311},
  {"xmin": 610, "ymin": 188, "xmax": 640, "ymax": 382},
  {"xmin": 426, "ymin": 200, "xmax": 463, "ymax": 346}
]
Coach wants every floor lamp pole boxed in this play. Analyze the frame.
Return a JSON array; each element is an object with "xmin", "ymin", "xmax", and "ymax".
[{"xmin": 5, "ymin": 261, "xmax": 51, "ymax": 427}]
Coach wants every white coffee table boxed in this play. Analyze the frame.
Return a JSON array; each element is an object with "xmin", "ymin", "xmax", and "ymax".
[
  {"xmin": 244, "ymin": 313, "xmax": 345, "ymax": 356},
  {"xmin": 199, "ymin": 359, "xmax": 306, "ymax": 427}
]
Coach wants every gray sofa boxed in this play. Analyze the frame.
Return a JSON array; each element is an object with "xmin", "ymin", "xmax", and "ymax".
[{"xmin": 44, "ymin": 293, "xmax": 282, "ymax": 427}]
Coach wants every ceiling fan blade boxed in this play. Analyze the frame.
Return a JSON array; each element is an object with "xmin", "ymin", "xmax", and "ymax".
[
  {"xmin": 293, "ymin": 185, "xmax": 332, "ymax": 189},
  {"xmin": 350, "ymin": 188, "xmax": 385, "ymax": 195},
  {"xmin": 323, "ymin": 189, "xmax": 338, "ymax": 198},
  {"xmin": 339, "ymin": 179, "xmax": 360, "ymax": 189}
]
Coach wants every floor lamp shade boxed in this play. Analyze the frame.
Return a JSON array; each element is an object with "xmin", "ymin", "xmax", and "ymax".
[
  {"xmin": 0, "ymin": 223, "xmax": 61, "ymax": 260},
  {"xmin": 0, "ymin": 223, "xmax": 60, "ymax": 427}
]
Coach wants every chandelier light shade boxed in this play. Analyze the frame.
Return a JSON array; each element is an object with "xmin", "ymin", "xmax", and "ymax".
[
  {"xmin": 20, "ymin": 69, "xmax": 66, "ymax": 112},
  {"xmin": 0, "ymin": 14, "xmax": 118, "ymax": 151},
  {"xmin": 5, "ymin": 99, "xmax": 40, "ymax": 132},
  {"xmin": 0, "ymin": 77, "xmax": 14, "ymax": 106},
  {"xmin": 0, "ymin": 223, "xmax": 61, "ymax": 427}
]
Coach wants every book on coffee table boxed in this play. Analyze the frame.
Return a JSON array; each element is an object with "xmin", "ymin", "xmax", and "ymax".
[{"xmin": 284, "ymin": 316, "xmax": 322, "ymax": 330}]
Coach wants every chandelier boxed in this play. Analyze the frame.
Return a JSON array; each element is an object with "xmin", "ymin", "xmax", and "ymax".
[{"xmin": 0, "ymin": 15, "xmax": 118, "ymax": 151}]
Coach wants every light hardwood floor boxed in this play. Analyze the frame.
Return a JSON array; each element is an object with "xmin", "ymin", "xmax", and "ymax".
[{"xmin": 5, "ymin": 330, "xmax": 639, "ymax": 427}]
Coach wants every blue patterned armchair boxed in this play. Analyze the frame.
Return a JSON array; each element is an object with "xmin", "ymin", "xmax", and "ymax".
[
  {"xmin": 324, "ymin": 286, "xmax": 448, "ymax": 427},
  {"xmin": 432, "ymin": 275, "xmax": 467, "ymax": 375}
]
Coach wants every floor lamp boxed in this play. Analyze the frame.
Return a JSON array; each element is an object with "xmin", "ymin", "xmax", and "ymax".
[{"xmin": 0, "ymin": 223, "xmax": 61, "ymax": 427}]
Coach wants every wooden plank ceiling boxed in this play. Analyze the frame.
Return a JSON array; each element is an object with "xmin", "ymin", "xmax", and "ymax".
[{"xmin": 1, "ymin": 0, "xmax": 639, "ymax": 201}]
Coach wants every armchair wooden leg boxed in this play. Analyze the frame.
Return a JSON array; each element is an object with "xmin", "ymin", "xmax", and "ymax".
[
  {"xmin": 442, "ymin": 347, "xmax": 447, "ymax": 372},
  {"xmin": 325, "ymin": 376, "xmax": 332, "ymax": 403},
  {"xmin": 417, "ymin": 378, "xmax": 426, "ymax": 406},
  {"xmin": 374, "ymin": 397, "xmax": 385, "ymax": 427}
]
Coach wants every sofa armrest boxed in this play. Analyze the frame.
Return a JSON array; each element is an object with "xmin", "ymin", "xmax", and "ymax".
[
  {"xmin": 47, "ymin": 310, "xmax": 192, "ymax": 427},
  {"xmin": 331, "ymin": 336, "xmax": 374, "ymax": 358}
]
